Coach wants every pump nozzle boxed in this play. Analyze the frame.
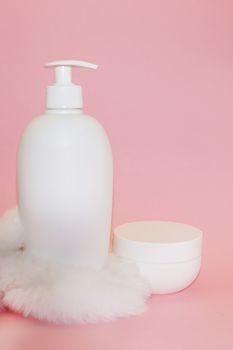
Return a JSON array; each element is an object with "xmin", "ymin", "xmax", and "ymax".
[{"xmin": 45, "ymin": 60, "xmax": 98, "ymax": 109}]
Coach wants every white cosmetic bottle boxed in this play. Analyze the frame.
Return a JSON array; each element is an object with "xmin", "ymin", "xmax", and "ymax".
[{"xmin": 17, "ymin": 60, "xmax": 113, "ymax": 268}]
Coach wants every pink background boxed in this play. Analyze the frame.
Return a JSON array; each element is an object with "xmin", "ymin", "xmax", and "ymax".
[{"xmin": 0, "ymin": 0, "xmax": 233, "ymax": 348}]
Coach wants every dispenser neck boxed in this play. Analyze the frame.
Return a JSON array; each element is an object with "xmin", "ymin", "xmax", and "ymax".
[
  {"xmin": 45, "ymin": 60, "xmax": 98, "ymax": 110},
  {"xmin": 55, "ymin": 66, "xmax": 72, "ymax": 84}
]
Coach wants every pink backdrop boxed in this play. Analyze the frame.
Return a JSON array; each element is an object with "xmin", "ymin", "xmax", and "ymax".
[{"xmin": 0, "ymin": 0, "xmax": 232, "ymax": 349}]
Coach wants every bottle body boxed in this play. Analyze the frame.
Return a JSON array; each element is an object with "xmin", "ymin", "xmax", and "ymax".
[{"xmin": 17, "ymin": 110, "xmax": 113, "ymax": 268}]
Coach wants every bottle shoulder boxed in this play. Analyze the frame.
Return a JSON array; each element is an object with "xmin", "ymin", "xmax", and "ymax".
[
  {"xmin": 25, "ymin": 112, "xmax": 104, "ymax": 130},
  {"xmin": 19, "ymin": 112, "xmax": 111, "ymax": 145}
]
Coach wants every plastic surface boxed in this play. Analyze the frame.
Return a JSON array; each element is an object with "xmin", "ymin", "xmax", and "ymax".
[
  {"xmin": 17, "ymin": 62, "xmax": 112, "ymax": 268},
  {"xmin": 113, "ymin": 221, "xmax": 203, "ymax": 294},
  {"xmin": 45, "ymin": 60, "xmax": 98, "ymax": 109}
]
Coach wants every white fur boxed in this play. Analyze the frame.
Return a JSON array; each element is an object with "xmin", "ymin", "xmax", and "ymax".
[{"xmin": 0, "ymin": 208, "xmax": 150, "ymax": 324}]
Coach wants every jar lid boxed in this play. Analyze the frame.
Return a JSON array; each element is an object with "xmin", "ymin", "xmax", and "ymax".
[{"xmin": 113, "ymin": 221, "xmax": 202, "ymax": 264}]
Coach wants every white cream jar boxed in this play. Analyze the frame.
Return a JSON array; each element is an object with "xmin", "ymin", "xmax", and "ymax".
[{"xmin": 113, "ymin": 221, "xmax": 203, "ymax": 294}]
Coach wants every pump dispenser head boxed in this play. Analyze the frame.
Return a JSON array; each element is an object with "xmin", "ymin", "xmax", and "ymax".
[{"xmin": 45, "ymin": 60, "xmax": 98, "ymax": 109}]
